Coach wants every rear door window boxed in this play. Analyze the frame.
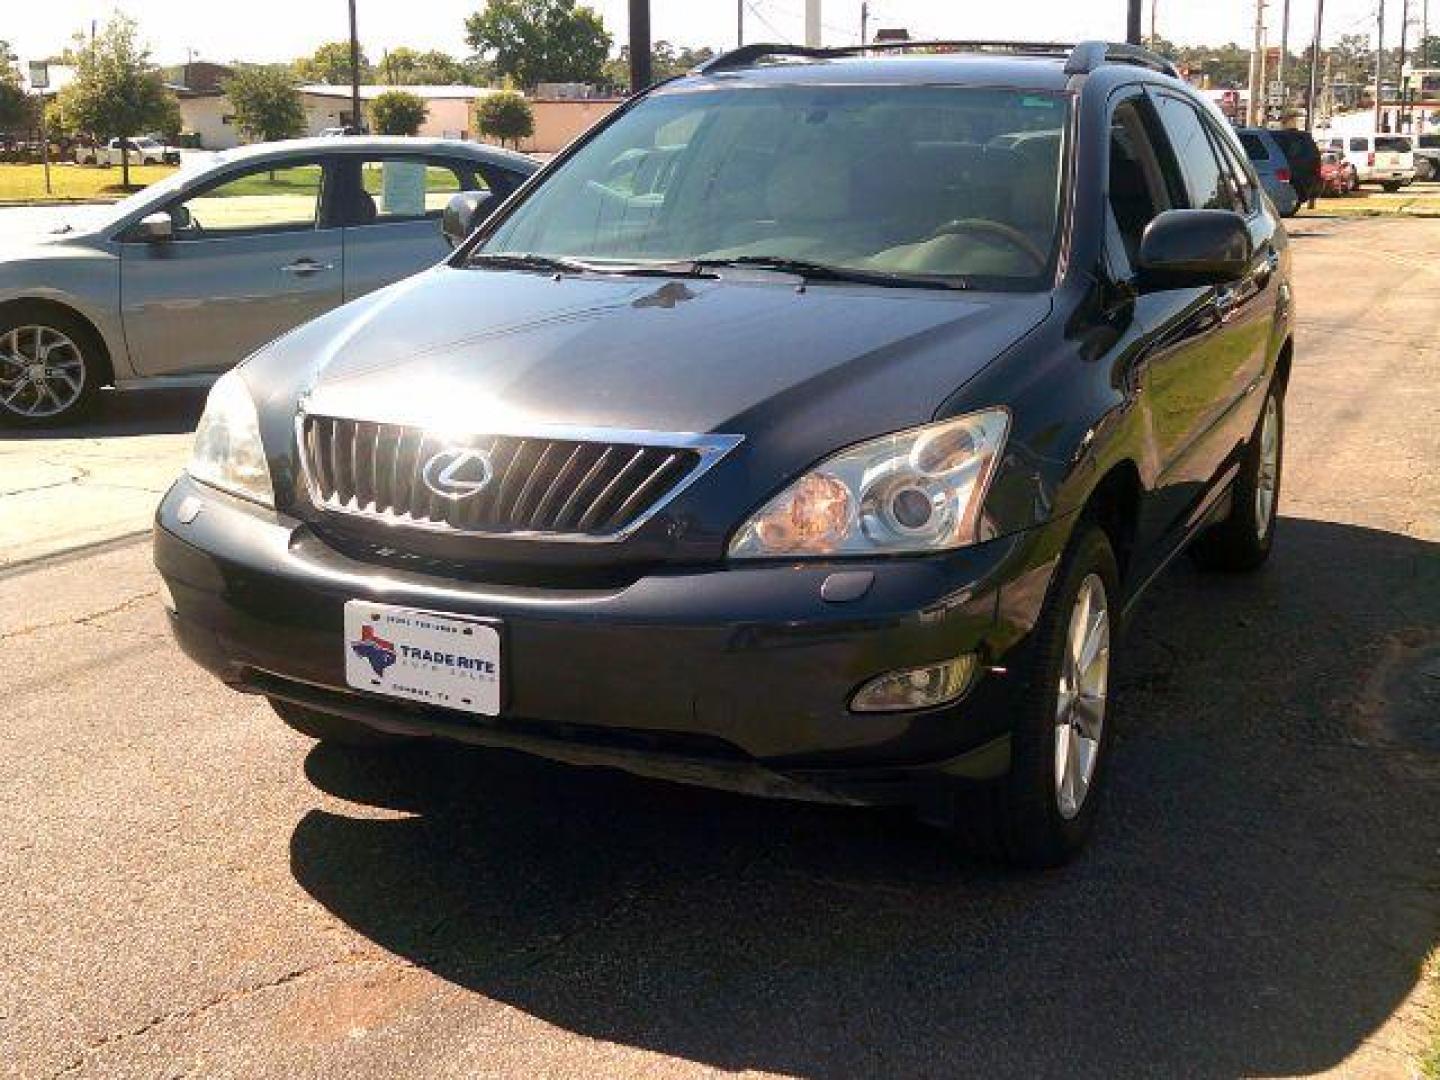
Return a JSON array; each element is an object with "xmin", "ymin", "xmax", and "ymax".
[{"xmin": 356, "ymin": 159, "xmax": 478, "ymax": 222}]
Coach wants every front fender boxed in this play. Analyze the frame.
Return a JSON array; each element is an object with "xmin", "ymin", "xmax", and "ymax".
[{"xmin": 0, "ymin": 251, "xmax": 132, "ymax": 379}]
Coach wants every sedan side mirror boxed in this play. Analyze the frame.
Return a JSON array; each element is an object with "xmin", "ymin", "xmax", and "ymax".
[
  {"xmin": 1136, "ymin": 209, "xmax": 1252, "ymax": 291},
  {"xmin": 442, "ymin": 191, "xmax": 498, "ymax": 249},
  {"xmin": 135, "ymin": 211, "xmax": 174, "ymax": 243}
]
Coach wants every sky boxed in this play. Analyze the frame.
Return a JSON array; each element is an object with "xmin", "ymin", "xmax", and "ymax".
[{"xmin": 5, "ymin": 0, "xmax": 1418, "ymax": 71}]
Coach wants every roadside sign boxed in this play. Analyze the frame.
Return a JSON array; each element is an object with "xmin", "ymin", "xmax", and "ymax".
[{"xmin": 28, "ymin": 61, "xmax": 49, "ymax": 90}]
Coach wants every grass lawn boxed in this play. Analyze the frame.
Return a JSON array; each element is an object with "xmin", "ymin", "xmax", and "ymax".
[{"xmin": 0, "ymin": 162, "xmax": 179, "ymax": 202}]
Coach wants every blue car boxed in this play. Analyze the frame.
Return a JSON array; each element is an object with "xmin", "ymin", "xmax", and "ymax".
[{"xmin": 1236, "ymin": 128, "xmax": 1301, "ymax": 217}]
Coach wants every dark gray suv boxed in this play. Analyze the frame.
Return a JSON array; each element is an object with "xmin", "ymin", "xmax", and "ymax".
[{"xmin": 155, "ymin": 41, "xmax": 1293, "ymax": 866}]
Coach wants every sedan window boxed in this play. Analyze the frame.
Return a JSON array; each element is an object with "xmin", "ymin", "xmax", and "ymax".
[
  {"xmin": 170, "ymin": 162, "xmax": 325, "ymax": 235},
  {"xmin": 354, "ymin": 159, "xmax": 482, "ymax": 222}
]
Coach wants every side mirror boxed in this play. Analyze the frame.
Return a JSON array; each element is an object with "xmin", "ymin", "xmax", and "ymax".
[
  {"xmin": 135, "ymin": 211, "xmax": 174, "ymax": 243},
  {"xmin": 442, "ymin": 190, "xmax": 498, "ymax": 249},
  {"xmin": 1137, "ymin": 209, "xmax": 1252, "ymax": 290}
]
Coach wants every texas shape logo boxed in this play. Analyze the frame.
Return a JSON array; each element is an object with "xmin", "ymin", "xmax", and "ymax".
[{"xmin": 351, "ymin": 624, "xmax": 397, "ymax": 678}]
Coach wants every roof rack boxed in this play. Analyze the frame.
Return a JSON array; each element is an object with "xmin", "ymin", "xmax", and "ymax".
[
  {"xmin": 695, "ymin": 39, "xmax": 1180, "ymax": 80},
  {"xmin": 1063, "ymin": 41, "xmax": 1180, "ymax": 79}
]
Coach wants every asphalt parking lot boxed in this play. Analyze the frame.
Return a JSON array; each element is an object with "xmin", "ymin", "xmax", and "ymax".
[{"xmin": 1, "ymin": 214, "xmax": 1436, "ymax": 1078}]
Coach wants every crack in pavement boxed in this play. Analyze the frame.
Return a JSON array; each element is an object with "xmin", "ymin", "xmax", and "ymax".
[
  {"xmin": 0, "ymin": 590, "xmax": 159, "ymax": 642},
  {"xmin": 49, "ymin": 952, "xmax": 407, "ymax": 1077}
]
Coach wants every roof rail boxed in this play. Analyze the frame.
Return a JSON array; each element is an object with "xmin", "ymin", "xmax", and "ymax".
[
  {"xmin": 694, "ymin": 39, "xmax": 1180, "ymax": 78},
  {"xmin": 696, "ymin": 40, "xmax": 1078, "ymax": 75},
  {"xmin": 1063, "ymin": 41, "xmax": 1180, "ymax": 79}
]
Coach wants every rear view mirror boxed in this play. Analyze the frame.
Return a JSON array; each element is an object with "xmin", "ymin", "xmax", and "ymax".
[
  {"xmin": 1137, "ymin": 209, "xmax": 1252, "ymax": 290},
  {"xmin": 135, "ymin": 211, "xmax": 173, "ymax": 243},
  {"xmin": 442, "ymin": 191, "xmax": 498, "ymax": 249}
]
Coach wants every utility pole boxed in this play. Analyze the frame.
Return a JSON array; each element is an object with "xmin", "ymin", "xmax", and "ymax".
[
  {"xmin": 1148, "ymin": 0, "xmax": 1157, "ymax": 44},
  {"xmin": 805, "ymin": 0, "xmax": 821, "ymax": 47},
  {"xmin": 1248, "ymin": 0, "xmax": 1267, "ymax": 126},
  {"xmin": 1398, "ymin": 0, "xmax": 1410, "ymax": 129},
  {"xmin": 347, "ymin": 0, "xmax": 362, "ymax": 132},
  {"xmin": 1127, "ymin": 0, "xmax": 1143, "ymax": 45},
  {"xmin": 861, "ymin": 1, "xmax": 869, "ymax": 45},
  {"xmin": 737, "ymin": 0, "xmax": 744, "ymax": 47},
  {"xmin": 1277, "ymin": 0, "xmax": 1291, "ymax": 106},
  {"xmin": 1375, "ymin": 0, "xmax": 1386, "ymax": 132},
  {"xmin": 1306, "ymin": 0, "xmax": 1325, "ymax": 130},
  {"xmin": 629, "ymin": 0, "xmax": 652, "ymax": 92}
]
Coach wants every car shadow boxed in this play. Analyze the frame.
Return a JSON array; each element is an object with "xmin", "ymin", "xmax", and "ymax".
[
  {"xmin": 0, "ymin": 387, "xmax": 206, "ymax": 440},
  {"xmin": 289, "ymin": 516, "xmax": 1439, "ymax": 1078}
]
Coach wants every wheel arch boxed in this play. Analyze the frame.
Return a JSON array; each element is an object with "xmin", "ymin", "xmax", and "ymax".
[
  {"xmin": 0, "ymin": 296, "xmax": 116, "ymax": 386},
  {"xmin": 1077, "ymin": 459, "xmax": 1143, "ymax": 586}
]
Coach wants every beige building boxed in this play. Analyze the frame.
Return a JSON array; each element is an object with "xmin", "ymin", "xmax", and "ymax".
[{"xmin": 175, "ymin": 71, "xmax": 622, "ymax": 155}]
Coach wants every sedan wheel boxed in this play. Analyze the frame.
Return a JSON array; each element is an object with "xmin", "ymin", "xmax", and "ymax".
[{"xmin": 0, "ymin": 310, "xmax": 104, "ymax": 427}]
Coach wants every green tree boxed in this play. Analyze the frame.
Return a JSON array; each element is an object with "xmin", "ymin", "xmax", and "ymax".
[
  {"xmin": 464, "ymin": 0, "xmax": 611, "ymax": 89},
  {"xmin": 474, "ymin": 88, "xmax": 533, "ymax": 147},
  {"xmin": 603, "ymin": 40, "xmax": 715, "ymax": 90},
  {"xmin": 0, "ymin": 42, "xmax": 31, "ymax": 134},
  {"xmin": 368, "ymin": 88, "xmax": 427, "ymax": 135},
  {"xmin": 224, "ymin": 65, "xmax": 305, "ymax": 143},
  {"xmin": 294, "ymin": 40, "xmax": 371, "ymax": 85},
  {"xmin": 54, "ymin": 14, "xmax": 181, "ymax": 187},
  {"xmin": 379, "ymin": 47, "xmax": 471, "ymax": 85}
]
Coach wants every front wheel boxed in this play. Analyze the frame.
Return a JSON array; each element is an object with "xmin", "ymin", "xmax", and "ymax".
[
  {"xmin": 955, "ymin": 524, "xmax": 1120, "ymax": 867},
  {"xmin": 0, "ymin": 305, "xmax": 105, "ymax": 427},
  {"xmin": 1381, "ymin": 181, "xmax": 1402, "ymax": 193},
  {"xmin": 1190, "ymin": 388, "xmax": 1283, "ymax": 572}
]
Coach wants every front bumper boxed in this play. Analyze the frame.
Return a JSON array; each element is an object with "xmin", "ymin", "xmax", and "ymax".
[{"xmin": 154, "ymin": 476, "xmax": 1070, "ymax": 805}]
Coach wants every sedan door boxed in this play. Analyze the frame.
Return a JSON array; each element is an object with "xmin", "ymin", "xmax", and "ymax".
[
  {"xmin": 335, "ymin": 156, "xmax": 521, "ymax": 301},
  {"xmin": 119, "ymin": 157, "xmax": 343, "ymax": 376}
]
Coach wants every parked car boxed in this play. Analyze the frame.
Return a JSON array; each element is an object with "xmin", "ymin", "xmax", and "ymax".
[
  {"xmin": 155, "ymin": 41, "xmax": 1293, "ymax": 867},
  {"xmin": 1266, "ymin": 128, "xmax": 1322, "ymax": 204},
  {"xmin": 1413, "ymin": 133, "xmax": 1440, "ymax": 181},
  {"xmin": 1322, "ymin": 133, "xmax": 1415, "ymax": 190},
  {"xmin": 1318, "ymin": 150, "xmax": 1356, "ymax": 195},
  {"xmin": 1235, "ymin": 128, "xmax": 1301, "ymax": 216},
  {"xmin": 75, "ymin": 136, "xmax": 181, "ymax": 167},
  {"xmin": 0, "ymin": 136, "xmax": 537, "ymax": 425}
]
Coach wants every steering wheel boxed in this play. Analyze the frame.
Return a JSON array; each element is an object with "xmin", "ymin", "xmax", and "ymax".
[{"xmin": 931, "ymin": 219, "xmax": 1048, "ymax": 271}]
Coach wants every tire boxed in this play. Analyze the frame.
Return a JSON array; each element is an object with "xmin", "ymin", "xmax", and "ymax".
[
  {"xmin": 269, "ymin": 698, "xmax": 413, "ymax": 748},
  {"xmin": 1190, "ymin": 387, "xmax": 1283, "ymax": 573},
  {"xmin": 1381, "ymin": 181, "xmax": 1401, "ymax": 193},
  {"xmin": 0, "ymin": 304, "xmax": 106, "ymax": 427},
  {"xmin": 954, "ymin": 524, "xmax": 1121, "ymax": 868}
]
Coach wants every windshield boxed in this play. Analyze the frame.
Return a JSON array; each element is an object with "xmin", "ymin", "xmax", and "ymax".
[{"xmin": 477, "ymin": 84, "xmax": 1069, "ymax": 289}]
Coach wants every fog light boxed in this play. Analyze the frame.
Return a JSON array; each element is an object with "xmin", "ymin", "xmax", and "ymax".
[{"xmin": 850, "ymin": 654, "xmax": 977, "ymax": 713}]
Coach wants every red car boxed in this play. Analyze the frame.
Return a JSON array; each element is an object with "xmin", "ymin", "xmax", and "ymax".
[{"xmin": 1319, "ymin": 151, "xmax": 1357, "ymax": 196}]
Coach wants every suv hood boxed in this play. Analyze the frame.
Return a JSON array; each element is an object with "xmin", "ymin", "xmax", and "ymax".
[{"xmin": 258, "ymin": 265, "xmax": 1049, "ymax": 447}]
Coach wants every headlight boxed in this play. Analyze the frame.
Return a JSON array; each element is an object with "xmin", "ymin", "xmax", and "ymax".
[
  {"xmin": 728, "ymin": 409, "xmax": 1009, "ymax": 558},
  {"xmin": 187, "ymin": 370, "xmax": 274, "ymax": 507}
]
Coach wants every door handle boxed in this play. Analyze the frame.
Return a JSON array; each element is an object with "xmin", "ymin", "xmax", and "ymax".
[
  {"xmin": 1253, "ymin": 248, "xmax": 1280, "ymax": 287},
  {"xmin": 281, "ymin": 258, "xmax": 334, "ymax": 277},
  {"xmin": 1213, "ymin": 285, "xmax": 1239, "ymax": 321}
]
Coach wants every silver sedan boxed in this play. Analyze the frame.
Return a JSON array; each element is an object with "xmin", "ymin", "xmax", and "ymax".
[{"xmin": 0, "ymin": 137, "xmax": 537, "ymax": 426}]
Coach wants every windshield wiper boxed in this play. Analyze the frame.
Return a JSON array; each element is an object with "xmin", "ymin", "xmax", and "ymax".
[
  {"xmin": 468, "ymin": 252, "xmax": 599, "ymax": 275},
  {"xmin": 691, "ymin": 256, "xmax": 970, "ymax": 291}
]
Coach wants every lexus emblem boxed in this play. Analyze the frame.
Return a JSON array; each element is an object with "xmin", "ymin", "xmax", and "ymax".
[{"xmin": 422, "ymin": 447, "xmax": 495, "ymax": 500}]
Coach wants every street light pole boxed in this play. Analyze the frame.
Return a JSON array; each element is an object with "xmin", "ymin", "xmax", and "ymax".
[
  {"xmin": 348, "ymin": 0, "xmax": 362, "ymax": 132},
  {"xmin": 1375, "ymin": 0, "xmax": 1386, "ymax": 132},
  {"xmin": 1127, "ymin": 0, "xmax": 1143, "ymax": 45}
]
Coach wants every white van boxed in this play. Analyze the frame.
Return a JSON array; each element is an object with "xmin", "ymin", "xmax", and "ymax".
[{"xmin": 1322, "ymin": 134, "xmax": 1416, "ymax": 191}]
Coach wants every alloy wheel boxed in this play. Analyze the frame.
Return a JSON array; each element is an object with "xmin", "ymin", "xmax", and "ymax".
[
  {"xmin": 1255, "ymin": 396, "xmax": 1280, "ymax": 539},
  {"xmin": 0, "ymin": 325, "xmax": 86, "ymax": 419},
  {"xmin": 1054, "ymin": 573, "xmax": 1110, "ymax": 820}
]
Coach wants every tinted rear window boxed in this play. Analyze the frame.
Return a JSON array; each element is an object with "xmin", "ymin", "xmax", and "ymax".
[
  {"xmin": 1238, "ymin": 132, "xmax": 1269, "ymax": 161},
  {"xmin": 1376, "ymin": 137, "xmax": 1412, "ymax": 152}
]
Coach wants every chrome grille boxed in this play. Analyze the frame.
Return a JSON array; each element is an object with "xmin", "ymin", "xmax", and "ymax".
[{"xmin": 299, "ymin": 414, "xmax": 738, "ymax": 541}]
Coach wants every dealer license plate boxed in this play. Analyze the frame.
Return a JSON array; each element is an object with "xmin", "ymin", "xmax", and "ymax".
[{"xmin": 343, "ymin": 601, "xmax": 501, "ymax": 716}]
